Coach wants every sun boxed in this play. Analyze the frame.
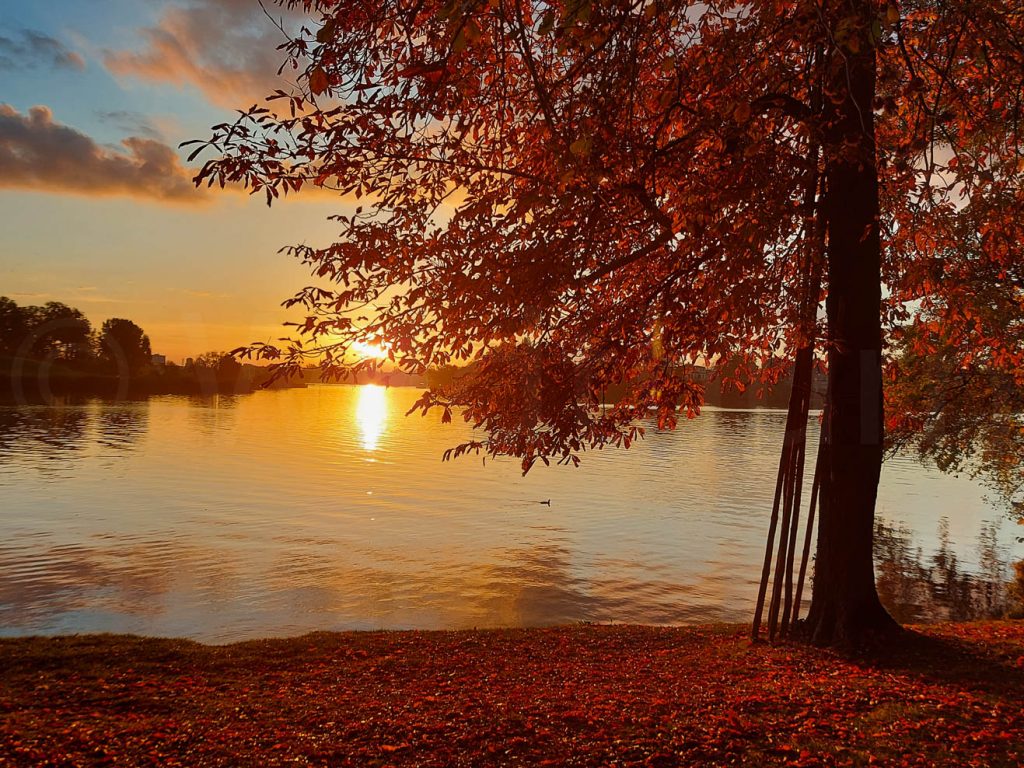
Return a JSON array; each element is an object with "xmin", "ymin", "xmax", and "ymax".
[{"xmin": 350, "ymin": 340, "xmax": 389, "ymax": 360}]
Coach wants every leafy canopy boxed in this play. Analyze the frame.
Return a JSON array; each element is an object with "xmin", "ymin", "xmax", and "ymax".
[{"xmin": 192, "ymin": 0, "xmax": 1023, "ymax": 473}]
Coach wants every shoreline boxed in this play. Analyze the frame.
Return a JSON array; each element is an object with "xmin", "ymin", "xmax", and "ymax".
[{"xmin": 2, "ymin": 621, "xmax": 1021, "ymax": 766}]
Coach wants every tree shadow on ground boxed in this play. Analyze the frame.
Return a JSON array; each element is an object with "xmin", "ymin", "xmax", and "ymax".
[{"xmin": 849, "ymin": 626, "xmax": 1024, "ymax": 702}]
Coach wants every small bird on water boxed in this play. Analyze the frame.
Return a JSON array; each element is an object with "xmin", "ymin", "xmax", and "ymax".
[{"xmin": 538, "ymin": 499, "xmax": 551, "ymax": 506}]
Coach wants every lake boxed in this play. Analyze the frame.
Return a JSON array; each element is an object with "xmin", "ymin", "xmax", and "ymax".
[{"xmin": 1, "ymin": 385, "xmax": 1020, "ymax": 642}]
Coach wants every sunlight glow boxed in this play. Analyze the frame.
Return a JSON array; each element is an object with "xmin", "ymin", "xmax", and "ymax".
[
  {"xmin": 356, "ymin": 384, "xmax": 388, "ymax": 451},
  {"xmin": 350, "ymin": 340, "xmax": 389, "ymax": 360}
]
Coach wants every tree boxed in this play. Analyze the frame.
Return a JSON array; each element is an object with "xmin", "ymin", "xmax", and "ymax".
[
  {"xmin": 882, "ymin": 0, "xmax": 1024, "ymax": 522},
  {"xmin": 0, "ymin": 297, "xmax": 30, "ymax": 356},
  {"xmin": 193, "ymin": 351, "xmax": 245, "ymax": 389},
  {"xmin": 194, "ymin": 351, "xmax": 231, "ymax": 369},
  {"xmin": 191, "ymin": 0, "xmax": 1023, "ymax": 645},
  {"xmin": 23, "ymin": 302, "xmax": 93, "ymax": 361},
  {"xmin": 887, "ymin": 236, "xmax": 1024, "ymax": 516},
  {"xmin": 100, "ymin": 318, "xmax": 152, "ymax": 374}
]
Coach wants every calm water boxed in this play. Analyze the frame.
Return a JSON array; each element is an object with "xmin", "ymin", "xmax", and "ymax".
[{"xmin": 1, "ymin": 385, "xmax": 1020, "ymax": 642}]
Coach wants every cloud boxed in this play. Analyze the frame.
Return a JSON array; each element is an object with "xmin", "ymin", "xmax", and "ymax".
[
  {"xmin": 9, "ymin": 292, "xmax": 48, "ymax": 300},
  {"xmin": 95, "ymin": 110, "xmax": 170, "ymax": 141},
  {"xmin": 103, "ymin": 0, "xmax": 303, "ymax": 109},
  {"xmin": 10, "ymin": 288, "xmax": 136, "ymax": 306},
  {"xmin": 0, "ymin": 104, "xmax": 206, "ymax": 204},
  {"xmin": 0, "ymin": 29, "xmax": 85, "ymax": 71},
  {"xmin": 68, "ymin": 295, "xmax": 137, "ymax": 305},
  {"xmin": 183, "ymin": 289, "xmax": 235, "ymax": 299}
]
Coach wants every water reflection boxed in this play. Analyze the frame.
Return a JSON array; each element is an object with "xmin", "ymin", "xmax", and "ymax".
[
  {"xmin": 356, "ymin": 384, "xmax": 387, "ymax": 451},
  {"xmin": 0, "ymin": 406, "xmax": 95, "ymax": 476},
  {"xmin": 875, "ymin": 517, "xmax": 1013, "ymax": 623},
  {"xmin": 185, "ymin": 394, "xmax": 241, "ymax": 438},
  {"xmin": 94, "ymin": 405, "xmax": 149, "ymax": 451},
  {"xmin": 0, "ymin": 387, "xmax": 1020, "ymax": 641},
  {"xmin": 0, "ymin": 538, "xmax": 172, "ymax": 631}
]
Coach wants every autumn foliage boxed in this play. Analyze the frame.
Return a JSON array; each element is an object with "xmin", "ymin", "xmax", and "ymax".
[
  {"xmin": 188, "ymin": 0, "xmax": 1024, "ymax": 643},
  {"xmin": 2, "ymin": 623, "xmax": 1023, "ymax": 766},
  {"xmin": 190, "ymin": 0, "xmax": 1022, "ymax": 463}
]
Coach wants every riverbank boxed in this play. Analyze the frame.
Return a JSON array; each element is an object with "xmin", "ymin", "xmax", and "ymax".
[
  {"xmin": 1, "ymin": 622, "xmax": 1021, "ymax": 766},
  {"xmin": 0, "ymin": 356, "xmax": 306, "ymax": 401}
]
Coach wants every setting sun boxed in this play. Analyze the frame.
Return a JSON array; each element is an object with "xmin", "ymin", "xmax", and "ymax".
[{"xmin": 350, "ymin": 340, "xmax": 389, "ymax": 360}]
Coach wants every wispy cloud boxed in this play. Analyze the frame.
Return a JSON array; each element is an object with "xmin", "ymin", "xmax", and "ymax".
[
  {"xmin": 9, "ymin": 289, "xmax": 136, "ymax": 306},
  {"xmin": 0, "ymin": 29, "xmax": 85, "ymax": 72},
  {"xmin": 103, "ymin": 0, "xmax": 303, "ymax": 109},
  {"xmin": 9, "ymin": 292, "xmax": 49, "ymax": 300},
  {"xmin": 66, "ymin": 294, "xmax": 137, "ymax": 305},
  {"xmin": 0, "ymin": 104, "xmax": 207, "ymax": 204},
  {"xmin": 95, "ymin": 110, "xmax": 176, "ymax": 142},
  {"xmin": 183, "ymin": 289, "xmax": 235, "ymax": 299}
]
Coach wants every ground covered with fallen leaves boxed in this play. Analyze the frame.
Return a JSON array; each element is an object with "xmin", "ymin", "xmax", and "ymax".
[{"xmin": 1, "ymin": 622, "xmax": 1022, "ymax": 766}]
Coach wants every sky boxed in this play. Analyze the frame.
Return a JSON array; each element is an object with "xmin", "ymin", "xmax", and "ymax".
[{"xmin": 0, "ymin": 0, "xmax": 352, "ymax": 361}]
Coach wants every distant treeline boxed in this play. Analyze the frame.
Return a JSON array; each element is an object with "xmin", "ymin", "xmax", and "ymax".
[
  {"xmin": 300, "ymin": 366, "xmax": 427, "ymax": 388},
  {"xmin": 0, "ymin": 296, "xmax": 301, "ymax": 400},
  {"xmin": 422, "ymin": 360, "xmax": 827, "ymax": 410},
  {"xmin": 3, "ymin": 290, "xmax": 824, "ymax": 406}
]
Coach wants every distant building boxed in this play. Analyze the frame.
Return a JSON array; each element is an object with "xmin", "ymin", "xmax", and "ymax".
[
  {"xmin": 185, "ymin": 357, "xmax": 194, "ymax": 368},
  {"xmin": 151, "ymin": 354, "xmax": 167, "ymax": 366}
]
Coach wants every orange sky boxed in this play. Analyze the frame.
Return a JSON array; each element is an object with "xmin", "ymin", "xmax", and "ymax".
[{"xmin": 0, "ymin": 0, "xmax": 360, "ymax": 360}]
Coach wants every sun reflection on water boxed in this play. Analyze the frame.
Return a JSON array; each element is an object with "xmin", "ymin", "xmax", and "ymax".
[{"xmin": 356, "ymin": 384, "xmax": 388, "ymax": 451}]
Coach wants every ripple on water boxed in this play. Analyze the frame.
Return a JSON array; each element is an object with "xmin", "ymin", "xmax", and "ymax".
[{"xmin": 0, "ymin": 386, "xmax": 1019, "ymax": 642}]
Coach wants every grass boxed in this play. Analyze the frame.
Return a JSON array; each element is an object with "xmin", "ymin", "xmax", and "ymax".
[{"xmin": 1, "ymin": 621, "xmax": 1021, "ymax": 766}]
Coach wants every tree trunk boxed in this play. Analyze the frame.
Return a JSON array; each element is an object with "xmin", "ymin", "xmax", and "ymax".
[{"xmin": 802, "ymin": 0, "xmax": 900, "ymax": 646}]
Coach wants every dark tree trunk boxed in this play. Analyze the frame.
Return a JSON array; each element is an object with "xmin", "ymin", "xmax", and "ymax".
[{"xmin": 803, "ymin": 0, "xmax": 900, "ymax": 647}]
